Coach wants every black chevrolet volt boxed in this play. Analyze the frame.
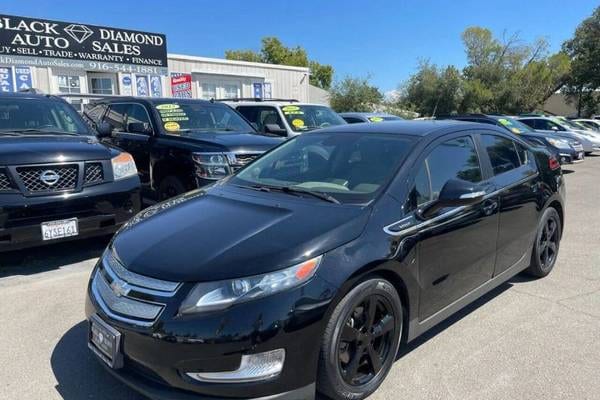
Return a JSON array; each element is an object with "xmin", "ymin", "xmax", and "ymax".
[{"xmin": 86, "ymin": 120, "xmax": 565, "ymax": 400}]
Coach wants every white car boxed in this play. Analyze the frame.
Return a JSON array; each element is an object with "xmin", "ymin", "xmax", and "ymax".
[
  {"xmin": 223, "ymin": 99, "xmax": 346, "ymax": 137},
  {"xmin": 574, "ymin": 119, "xmax": 600, "ymax": 132}
]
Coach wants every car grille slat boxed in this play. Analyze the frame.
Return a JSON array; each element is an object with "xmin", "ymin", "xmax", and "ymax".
[
  {"xmin": 0, "ymin": 170, "xmax": 11, "ymax": 191},
  {"xmin": 84, "ymin": 163, "xmax": 104, "ymax": 185},
  {"xmin": 16, "ymin": 164, "xmax": 78, "ymax": 193},
  {"xmin": 231, "ymin": 153, "xmax": 262, "ymax": 172},
  {"xmin": 105, "ymin": 250, "xmax": 180, "ymax": 293},
  {"xmin": 93, "ymin": 270, "xmax": 163, "ymax": 321}
]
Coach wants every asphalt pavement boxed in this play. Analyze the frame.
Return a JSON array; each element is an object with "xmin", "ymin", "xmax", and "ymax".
[{"xmin": 1, "ymin": 157, "xmax": 599, "ymax": 400}]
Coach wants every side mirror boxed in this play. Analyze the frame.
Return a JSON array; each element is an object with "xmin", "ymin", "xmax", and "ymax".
[
  {"xmin": 419, "ymin": 179, "xmax": 486, "ymax": 219},
  {"xmin": 264, "ymin": 123, "xmax": 287, "ymax": 135},
  {"xmin": 95, "ymin": 122, "xmax": 112, "ymax": 138},
  {"xmin": 128, "ymin": 122, "xmax": 153, "ymax": 135}
]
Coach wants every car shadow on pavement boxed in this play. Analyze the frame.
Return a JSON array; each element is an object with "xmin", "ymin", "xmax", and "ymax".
[
  {"xmin": 562, "ymin": 169, "xmax": 575, "ymax": 174},
  {"xmin": 0, "ymin": 235, "xmax": 111, "ymax": 277},
  {"xmin": 51, "ymin": 321, "xmax": 144, "ymax": 400},
  {"xmin": 397, "ymin": 281, "xmax": 513, "ymax": 359}
]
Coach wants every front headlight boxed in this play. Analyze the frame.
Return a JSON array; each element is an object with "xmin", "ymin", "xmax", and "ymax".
[
  {"xmin": 111, "ymin": 152, "xmax": 138, "ymax": 180},
  {"xmin": 547, "ymin": 138, "xmax": 570, "ymax": 149},
  {"xmin": 192, "ymin": 152, "xmax": 232, "ymax": 180},
  {"xmin": 179, "ymin": 255, "xmax": 322, "ymax": 314}
]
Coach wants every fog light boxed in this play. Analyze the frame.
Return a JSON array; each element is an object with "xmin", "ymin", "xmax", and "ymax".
[{"xmin": 186, "ymin": 349, "xmax": 285, "ymax": 383}]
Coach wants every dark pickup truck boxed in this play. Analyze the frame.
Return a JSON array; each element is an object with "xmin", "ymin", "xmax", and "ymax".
[
  {"xmin": 0, "ymin": 92, "xmax": 141, "ymax": 252},
  {"xmin": 83, "ymin": 97, "xmax": 284, "ymax": 201}
]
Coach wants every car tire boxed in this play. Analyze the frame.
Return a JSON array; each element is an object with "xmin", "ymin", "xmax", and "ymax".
[
  {"xmin": 317, "ymin": 278, "xmax": 403, "ymax": 400},
  {"xmin": 158, "ymin": 176, "xmax": 186, "ymax": 201},
  {"xmin": 526, "ymin": 207, "xmax": 561, "ymax": 278}
]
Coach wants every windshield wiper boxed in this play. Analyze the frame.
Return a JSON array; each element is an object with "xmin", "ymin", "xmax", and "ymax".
[
  {"xmin": 279, "ymin": 186, "xmax": 340, "ymax": 204},
  {"xmin": 233, "ymin": 183, "xmax": 340, "ymax": 204},
  {"xmin": 4, "ymin": 129, "xmax": 79, "ymax": 136}
]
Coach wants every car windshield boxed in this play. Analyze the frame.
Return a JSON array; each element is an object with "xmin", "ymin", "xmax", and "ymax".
[
  {"xmin": 280, "ymin": 105, "xmax": 346, "ymax": 132},
  {"xmin": 231, "ymin": 132, "xmax": 415, "ymax": 204},
  {"xmin": 153, "ymin": 101, "xmax": 255, "ymax": 136},
  {"xmin": 495, "ymin": 117, "xmax": 534, "ymax": 134},
  {"xmin": 0, "ymin": 98, "xmax": 89, "ymax": 135}
]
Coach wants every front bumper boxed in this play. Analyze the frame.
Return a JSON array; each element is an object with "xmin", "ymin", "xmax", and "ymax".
[
  {"xmin": 85, "ymin": 267, "xmax": 336, "ymax": 400},
  {"xmin": 557, "ymin": 149, "xmax": 584, "ymax": 164},
  {"xmin": 0, "ymin": 177, "xmax": 140, "ymax": 252}
]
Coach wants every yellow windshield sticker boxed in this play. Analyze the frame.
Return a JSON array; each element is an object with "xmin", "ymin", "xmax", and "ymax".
[
  {"xmin": 156, "ymin": 104, "xmax": 180, "ymax": 110},
  {"xmin": 282, "ymin": 105, "xmax": 300, "ymax": 112},
  {"xmin": 292, "ymin": 118, "xmax": 305, "ymax": 128},
  {"xmin": 498, "ymin": 118, "xmax": 510, "ymax": 126},
  {"xmin": 284, "ymin": 110, "xmax": 304, "ymax": 115},
  {"xmin": 368, "ymin": 116, "xmax": 384, "ymax": 122},
  {"xmin": 164, "ymin": 121, "xmax": 180, "ymax": 132},
  {"xmin": 511, "ymin": 127, "xmax": 522, "ymax": 134}
]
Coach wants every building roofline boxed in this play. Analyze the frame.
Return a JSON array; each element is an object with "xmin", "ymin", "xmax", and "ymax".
[{"xmin": 167, "ymin": 53, "xmax": 310, "ymax": 73}]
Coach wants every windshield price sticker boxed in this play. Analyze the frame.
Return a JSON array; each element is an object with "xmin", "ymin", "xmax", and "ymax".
[
  {"xmin": 292, "ymin": 118, "xmax": 305, "ymax": 128},
  {"xmin": 369, "ymin": 117, "xmax": 384, "ymax": 122},
  {"xmin": 164, "ymin": 121, "xmax": 180, "ymax": 132},
  {"xmin": 157, "ymin": 104, "xmax": 189, "ymax": 123}
]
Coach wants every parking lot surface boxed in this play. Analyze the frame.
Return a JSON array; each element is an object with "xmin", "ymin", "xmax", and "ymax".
[{"xmin": 1, "ymin": 158, "xmax": 599, "ymax": 400}]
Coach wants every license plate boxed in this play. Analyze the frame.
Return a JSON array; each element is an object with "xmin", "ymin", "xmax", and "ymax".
[
  {"xmin": 41, "ymin": 218, "xmax": 78, "ymax": 241},
  {"xmin": 88, "ymin": 315, "xmax": 123, "ymax": 369}
]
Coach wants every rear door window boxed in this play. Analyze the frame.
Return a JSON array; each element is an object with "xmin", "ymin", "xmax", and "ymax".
[
  {"xmin": 236, "ymin": 106, "xmax": 284, "ymax": 134},
  {"xmin": 481, "ymin": 134, "xmax": 521, "ymax": 175}
]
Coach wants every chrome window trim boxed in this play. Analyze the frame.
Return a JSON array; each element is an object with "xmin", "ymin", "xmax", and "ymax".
[{"xmin": 384, "ymin": 172, "xmax": 539, "ymax": 237}]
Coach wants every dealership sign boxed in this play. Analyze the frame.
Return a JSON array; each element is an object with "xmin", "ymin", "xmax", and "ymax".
[
  {"xmin": 171, "ymin": 73, "xmax": 192, "ymax": 98},
  {"xmin": 0, "ymin": 14, "xmax": 168, "ymax": 75}
]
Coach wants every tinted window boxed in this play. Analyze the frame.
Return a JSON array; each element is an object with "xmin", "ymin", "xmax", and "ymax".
[
  {"xmin": 406, "ymin": 162, "xmax": 432, "ymax": 210},
  {"xmin": 280, "ymin": 105, "xmax": 346, "ymax": 132},
  {"xmin": 103, "ymin": 104, "xmax": 128, "ymax": 131},
  {"xmin": 232, "ymin": 133, "xmax": 415, "ymax": 204},
  {"xmin": 343, "ymin": 117, "xmax": 365, "ymax": 124},
  {"xmin": 481, "ymin": 134, "xmax": 521, "ymax": 175},
  {"xmin": 0, "ymin": 98, "xmax": 89, "ymax": 135},
  {"xmin": 127, "ymin": 104, "xmax": 151, "ymax": 125},
  {"xmin": 426, "ymin": 137, "xmax": 482, "ymax": 200}
]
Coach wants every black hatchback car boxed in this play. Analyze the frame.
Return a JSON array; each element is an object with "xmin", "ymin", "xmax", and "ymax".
[
  {"xmin": 86, "ymin": 121, "xmax": 564, "ymax": 400},
  {"xmin": 0, "ymin": 92, "xmax": 141, "ymax": 252},
  {"xmin": 84, "ymin": 98, "xmax": 283, "ymax": 202}
]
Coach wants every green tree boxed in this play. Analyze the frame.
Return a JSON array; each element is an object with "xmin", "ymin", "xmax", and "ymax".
[
  {"xmin": 225, "ymin": 37, "xmax": 334, "ymax": 89},
  {"xmin": 329, "ymin": 76, "xmax": 383, "ymax": 112},
  {"xmin": 398, "ymin": 61, "xmax": 463, "ymax": 116},
  {"xmin": 562, "ymin": 6, "xmax": 600, "ymax": 116}
]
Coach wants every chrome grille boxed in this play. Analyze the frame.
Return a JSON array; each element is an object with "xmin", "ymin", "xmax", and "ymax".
[
  {"xmin": 84, "ymin": 163, "xmax": 104, "ymax": 185},
  {"xmin": 231, "ymin": 153, "xmax": 262, "ymax": 172},
  {"xmin": 16, "ymin": 165, "xmax": 78, "ymax": 193},
  {"xmin": 0, "ymin": 170, "xmax": 11, "ymax": 191},
  {"xmin": 93, "ymin": 270, "xmax": 164, "ymax": 322},
  {"xmin": 572, "ymin": 143, "xmax": 584, "ymax": 152},
  {"xmin": 92, "ymin": 249, "xmax": 181, "ymax": 326}
]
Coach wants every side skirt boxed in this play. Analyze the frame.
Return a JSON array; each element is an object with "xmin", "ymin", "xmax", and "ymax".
[{"xmin": 406, "ymin": 250, "xmax": 530, "ymax": 342}]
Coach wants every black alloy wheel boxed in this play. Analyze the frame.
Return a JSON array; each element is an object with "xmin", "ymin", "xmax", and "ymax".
[
  {"xmin": 318, "ymin": 278, "xmax": 402, "ymax": 400},
  {"xmin": 158, "ymin": 176, "xmax": 186, "ymax": 201},
  {"xmin": 526, "ymin": 207, "xmax": 561, "ymax": 278},
  {"xmin": 338, "ymin": 295, "xmax": 395, "ymax": 386}
]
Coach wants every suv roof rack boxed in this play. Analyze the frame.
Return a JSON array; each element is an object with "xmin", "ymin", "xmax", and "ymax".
[{"xmin": 214, "ymin": 97, "xmax": 299, "ymax": 103}]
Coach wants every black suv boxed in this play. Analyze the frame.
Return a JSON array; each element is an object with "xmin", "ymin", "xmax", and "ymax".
[
  {"xmin": 0, "ymin": 92, "xmax": 141, "ymax": 252},
  {"xmin": 84, "ymin": 98, "xmax": 284, "ymax": 201}
]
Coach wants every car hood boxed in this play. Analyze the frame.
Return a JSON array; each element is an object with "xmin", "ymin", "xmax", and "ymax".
[
  {"xmin": 0, "ymin": 134, "xmax": 112, "ymax": 165},
  {"xmin": 176, "ymin": 132, "xmax": 284, "ymax": 153},
  {"xmin": 112, "ymin": 184, "xmax": 370, "ymax": 282}
]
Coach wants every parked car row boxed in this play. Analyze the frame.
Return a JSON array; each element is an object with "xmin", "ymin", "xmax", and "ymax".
[{"xmin": 1, "ymin": 91, "xmax": 568, "ymax": 400}]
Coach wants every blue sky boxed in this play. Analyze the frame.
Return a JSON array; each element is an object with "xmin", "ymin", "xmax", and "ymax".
[{"xmin": 1, "ymin": 0, "xmax": 597, "ymax": 92}]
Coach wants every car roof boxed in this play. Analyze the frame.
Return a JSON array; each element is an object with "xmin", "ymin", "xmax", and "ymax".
[
  {"xmin": 313, "ymin": 120, "xmax": 503, "ymax": 138},
  {"xmin": 229, "ymin": 101, "xmax": 326, "ymax": 107},
  {"xmin": 90, "ymin": 96, "xmax": 218, "ymax": 106},
  {"xmin": 339, "ymin": 112, "xmax": 400, "ymax": 118},
  {"xmin": 0, "ymin": 91, "xmax": 65, "ymax": 102}
]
